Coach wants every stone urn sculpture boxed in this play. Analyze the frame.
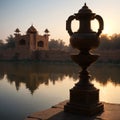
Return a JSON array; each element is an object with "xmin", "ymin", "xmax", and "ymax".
[{"xmin": 64, "ymin": 3, "xmax": 104, "ymax": 115}]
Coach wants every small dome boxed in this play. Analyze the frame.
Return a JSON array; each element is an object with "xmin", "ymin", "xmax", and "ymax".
[
  {"xmin": 15, "ymin": 28, "xmax": 20, "ymax": 33},
  {"xmin": 44, "ymin": 29, "xmax": 49, "ymax": 33},
  {"xmin": 27, "ymin": 25, "xmax": 37, "ymax": 34}
]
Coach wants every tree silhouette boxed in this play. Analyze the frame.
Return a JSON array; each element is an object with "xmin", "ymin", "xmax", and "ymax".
[
  {"xmin": 6, "ymin": 35, "xmax": 15, "ymax": 48},
  {"xmin": 98, "ymin": 34, "xmax": 120, "ymax": 50},
  {"xmin": 49, "ymin": 39, "xmax": 66, "ymax": 50}
]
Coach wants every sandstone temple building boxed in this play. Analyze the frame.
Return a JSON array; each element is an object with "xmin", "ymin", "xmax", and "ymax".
[
  {"xmin": 14, "ymin": 25, "xmax": 49, "ymax": 51},
  {"xmin": 0, "ymin": 25, "xmax": 70, "ymax": 61},
  {"xmin": 0, "ymin": 25, "xmax": 51, "ymax": 60}
]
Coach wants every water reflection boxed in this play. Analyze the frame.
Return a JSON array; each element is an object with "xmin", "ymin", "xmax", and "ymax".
[
  {"xmin": 90, "ymin": 64, "xmax": 120, "ymax": 86},
  {"xmin": 0, "ymin": 62, "xmax": 120, "ymax": 94},
  {"xmin": 0, "ymin": 62, "xmax": 79, "ymax": 94}
]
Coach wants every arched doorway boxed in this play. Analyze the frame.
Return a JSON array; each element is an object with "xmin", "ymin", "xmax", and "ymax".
[{"xmin": 38, "ymin": 41, "xmax": 44, "ymax": 47}]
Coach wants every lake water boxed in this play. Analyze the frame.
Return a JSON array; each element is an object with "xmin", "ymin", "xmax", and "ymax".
[{"xmin": 0, "ymin": 62, "xmax": 120, "ymax": 120}]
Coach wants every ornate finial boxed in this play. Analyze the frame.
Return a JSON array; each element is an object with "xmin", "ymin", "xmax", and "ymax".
[
  {"xmin": 44, "ymin": 29, "xmax": 49, "ymax": 34},
  {"xmin": 31, "ymin": 24, "xmax": 34, "ymax": 27},
  {"xmin": 84, "ymin": 3, "xmax": 86, "ymax": 6},
  {"xmin": 14, "ymin": 28, "xmax": 20, "ymax": 36},
  {"xmin": 31, "ymin": 22, "xmax": 33, "ymax": 26},
  {"xmin": 15, "ymin": 28, "xmax": 20, "ymax": 33}
]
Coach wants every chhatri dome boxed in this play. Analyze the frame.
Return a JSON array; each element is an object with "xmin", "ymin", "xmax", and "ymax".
[
  {"xmin": 15, "ymin": 28, "xmax": 20, "ymax": 33},
  {"xmin": 27, "ymin": 25, "xmax": 38, "ymax": 34}
]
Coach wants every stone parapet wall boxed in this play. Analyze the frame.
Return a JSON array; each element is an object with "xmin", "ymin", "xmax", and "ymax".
[
  {"xmin": 0, "ymin": 49, "xmax": 120, "ymax": 63},
  {"xmin": 31, "ymin": 50, "xmax": 70, "ymax": 61},
  {"xmin": 0, "ymin": 49, "xmax": 70, "ymax": 61}
]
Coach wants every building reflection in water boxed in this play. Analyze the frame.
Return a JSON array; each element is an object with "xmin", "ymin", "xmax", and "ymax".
[{"xmin": 0, "ymin": 62, "xmax": 119, "ymax": 94}]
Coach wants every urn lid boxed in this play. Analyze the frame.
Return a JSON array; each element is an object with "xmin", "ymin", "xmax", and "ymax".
[
  {"xmin": 79, "ymin": 3, "xmax": 92, "ymax": 13},
  {"xmin": 75, "ymin": 3, "xmax": 95, "ymax": 18}
]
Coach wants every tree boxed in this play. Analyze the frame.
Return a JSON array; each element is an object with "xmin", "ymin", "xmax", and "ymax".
[
  {"xmin": 0, "ymin": 39, "xmax": 4, "ymax": 45},
  {"xmin": 98, "ymin": 34, "xmax": 120, "ymax": 50},
  {"xmin": 98, "ymin": 34, "xmax": 110, "ymax": 50},
  {"xmin": 0, "ymin": 39, "xmax": 5, "ymax": 50},
  {"xmin": 49, "ymin": 39, "xmax": 66, "ymax": 50},
  {"xmin": 6, "ymin": 35, "xmax": 15, "ymax": 48},
  {"xmin": 110, "ymin": 34, "xmax": 120, "ymax": 50}
]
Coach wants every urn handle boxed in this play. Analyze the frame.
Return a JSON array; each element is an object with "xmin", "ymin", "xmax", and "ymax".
[
  {"xmin": 66, "ymin": 15, "xmax": 76, "ymax": 36},
  {"xmin": 95, "ymin": 15, "xmax": 104, "ymax": 36}
]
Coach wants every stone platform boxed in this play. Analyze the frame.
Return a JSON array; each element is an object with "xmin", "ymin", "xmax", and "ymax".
[{"xmin": 25, "ymin": 100, "xmax": 120, "ymax": 120}]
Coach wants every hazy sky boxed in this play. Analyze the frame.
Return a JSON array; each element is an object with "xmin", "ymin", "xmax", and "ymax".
[{"xmin": 0, "ymin": 0, "xmax": 120, "ymax": 44}]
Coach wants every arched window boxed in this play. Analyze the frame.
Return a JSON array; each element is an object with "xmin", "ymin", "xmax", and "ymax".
[
  {"xmin": 19, "ymin": 39, "xmax": 26, "ymax": 45},
  {"xmin": 38, "ymin": 41, "xmax": 44, "ymax": 47}
]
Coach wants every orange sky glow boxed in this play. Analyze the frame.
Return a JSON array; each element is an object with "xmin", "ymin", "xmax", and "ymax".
[{"xmin": 0, "ymin": 0, "xmax": 120, "ymax": 45}]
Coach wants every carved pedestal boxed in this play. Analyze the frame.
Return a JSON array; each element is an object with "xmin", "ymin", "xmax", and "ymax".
[
  {"xmin": 64, "ymin": 54, "xmax": 104, "ymax": 115},
  {"xmin": 64, "ymin": 85, "xmax": 104, "ymax": 115}
]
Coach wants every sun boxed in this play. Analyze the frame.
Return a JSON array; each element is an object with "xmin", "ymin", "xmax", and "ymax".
[
  {"xmin": 102, "ymin": 18, "xmax": 115, "ymax": 35},
  {"xmin": 91, "ymin": 19, "xmax": 113, "ymax": 35},
  {"xmin": 102, "ymin": 24, "xmax": 112, "ymax": 35}
]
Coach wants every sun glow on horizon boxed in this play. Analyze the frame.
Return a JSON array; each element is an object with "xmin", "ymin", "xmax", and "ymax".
[
  {"xmin": 91, "ymin": 19, "xmax": 115, "ymax": 36},
  {"xmin": 102, "ymin": 21, "xmax": 114, "ymax": 35}
]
